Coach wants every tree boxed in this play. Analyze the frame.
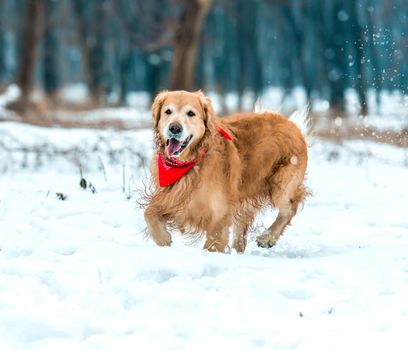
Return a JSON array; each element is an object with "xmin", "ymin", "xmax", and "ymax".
[
  {"xmin": 0, "ymin": 0, "xmax": 7, "ymax": 85},
  {"xmin": 72, "ymin": 0, "xmax": 109, "ymax": 104},
  {"xmin": 170, "ymin": 0, "xmax": 213, "ymax": 91},
  {"xmin": 43, "ymin": 0, "xmax": 60, "ymax": 102},
  {"xmin": 113, "ymin": 0, "xmax": 175, "ymax": 100},
  {"xmin": 236, "ymin": 0, "xmax": 263, "ymax": 109},
  {"xmin": 347, "ymin": 1, "xmax": 368, "ymax": 115},
  {"xmin": 10, "ymin": 0, "xmax": 43, "ymax": 114},
  {"xmin": 324, "ymin": 1, "xmax": 348, "ymax": 114}
]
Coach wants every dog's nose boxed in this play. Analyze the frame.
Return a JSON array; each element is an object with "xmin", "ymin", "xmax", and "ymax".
[{"xmin": 169, "ymin": 122, "xmax": 183, "ymax": 135}]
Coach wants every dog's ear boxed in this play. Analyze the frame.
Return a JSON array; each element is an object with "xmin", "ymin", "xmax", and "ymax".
[
  {"xmin": 152, "ymin": 90, "xmax": 168, "ymax": 128},
  {"xmin": 195, "ymin": 90, "xmax": 217, "ymax": 132}
]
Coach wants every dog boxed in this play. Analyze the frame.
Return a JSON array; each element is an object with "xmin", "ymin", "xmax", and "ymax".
[{"xmin": 143, "ymin": 90, "xmax": 309, "ymax": 253}]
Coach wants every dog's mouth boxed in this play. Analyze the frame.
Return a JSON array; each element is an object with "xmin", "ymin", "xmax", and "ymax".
[{"xmin": 166, "ymin": 135, "xmax": 193, "ymax": 157}]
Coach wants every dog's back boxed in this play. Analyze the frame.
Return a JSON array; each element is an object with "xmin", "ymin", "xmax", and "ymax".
[{"xmin": 223, "ymin": 112, "xmax": 307, "ymax": 199}]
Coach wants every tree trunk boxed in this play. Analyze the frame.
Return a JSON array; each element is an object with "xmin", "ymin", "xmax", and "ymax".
[
  {"xmin": 72, "ymin": 0, "xmax": 108, "ymax": 105},
  {"xmin": 72, "ymin": 0, "xmax": 92, "ymax": 99},
  {"xmin": 325, "ymin": 2, "xmax": 347, "ymax": 115},
  {"xmin": 43, "ymin": 0, "xmax": 59, "ymax": 103},
  {"xmin": 15, "ymin": 0, "xmax": 43, "ymax": 112},
  {"xmin": 89, "ymin": 0, "xmax": 108, "ymax": 102},
  {"xmin": 119, "ymin": 52, "xmax": 133, "ymax": 104},
  {"xmin": 0, "ymin": 0, "xmax": 7, "ymax": 84},
  {"xmin": 170, "ymin": 0, "xmax": 213, "ymax": 91},
  {"xmin": 350, "ymin": 3, "xmax": 368, "ymax": 116},
  {"xmin": 0, "ymin": 30, "xmax": 6, "ymax": 85}
]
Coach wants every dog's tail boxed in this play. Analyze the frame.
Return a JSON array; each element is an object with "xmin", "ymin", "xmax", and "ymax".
[
  {"xmin": 254, "ymin": 99, "xmax": 312, "ymax": 143},
  {"xmin": 289, "ymin": 105, "xmax": 312, "ymax": 143}
]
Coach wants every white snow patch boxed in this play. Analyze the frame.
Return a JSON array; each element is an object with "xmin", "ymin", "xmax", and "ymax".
[
  {"xmin": 60, "ymin": 83, "xmax": 89, "ymax": 103},
  {"xmin": 0, "ymin": 85, "xmax": 20, "ymax": 119}
]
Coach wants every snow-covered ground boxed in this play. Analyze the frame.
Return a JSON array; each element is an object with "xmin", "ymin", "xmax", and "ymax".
[{"xmin": 1, "ymin": 122, "xmax": 408, "ymax": 350}]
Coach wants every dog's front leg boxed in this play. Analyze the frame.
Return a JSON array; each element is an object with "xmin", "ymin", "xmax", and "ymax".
[
  {"xmin": 203, "ymin": 226, "xmax": 229, "ymax": 253},
  {"xmin": 144, "ymin": 208, "xmax": 172, "ymax": 246}
]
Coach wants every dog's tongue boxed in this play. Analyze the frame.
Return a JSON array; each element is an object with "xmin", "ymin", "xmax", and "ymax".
[{"xmin": 167, "ymin": 138, "xmax": 182, "ymax": 156}]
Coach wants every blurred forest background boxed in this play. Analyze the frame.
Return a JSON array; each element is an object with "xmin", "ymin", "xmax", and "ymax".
[{"xmin": 0, "ymin": 0, "xmax": 407, "ymax": 120}]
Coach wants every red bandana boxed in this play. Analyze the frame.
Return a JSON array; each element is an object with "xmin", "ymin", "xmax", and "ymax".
[
  {"xmin": 158, "ymin": 126, "xmax": 232, "ymax": 187},
  {"xmin": 216, "ymin": 126, "xmax": 233, "ymax": 141}
]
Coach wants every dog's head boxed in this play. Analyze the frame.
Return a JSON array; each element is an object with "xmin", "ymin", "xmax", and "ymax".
[{"xmin": 152, "ymin": 90, "xmax": 216, "ymax": 161}]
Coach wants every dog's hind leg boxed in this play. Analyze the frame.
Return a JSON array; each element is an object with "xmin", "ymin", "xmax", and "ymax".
[
  {"xmin": 144, "ymin": 208, "xmax": 172, "ymax": 246},
  {"xmin": 256, "ymin": 165, "xmax": 308, "ymax": 248},
  {"xmin": 256, "ymin": 204, "xmax": 296, "ymax": 248}
]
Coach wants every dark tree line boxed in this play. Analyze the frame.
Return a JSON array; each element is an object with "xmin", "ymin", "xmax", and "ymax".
[{"xmin": 0, "ymin": 0, "xmax": 407, "ymax": 115}]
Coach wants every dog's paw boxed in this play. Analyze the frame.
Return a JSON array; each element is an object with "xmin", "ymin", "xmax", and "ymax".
[
  {"xmin": 155, "ymin": 232, "xmax": 172, "ymax": 247},
  {"xmin": 232, "ymin": 239, "xmax": 247, "ymax": 253},
  {"xmin": 203, "ymin": 239, "xmax": 229, "ymax": 253},
  {"xmin": 256, "ymin": 233, "xmax": 277, "ymax": 248}
]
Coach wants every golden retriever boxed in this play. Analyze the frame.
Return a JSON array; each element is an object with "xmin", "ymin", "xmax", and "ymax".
[{"xmin": 144, "ymin": 90, "xmax": 309, "ymax": 253}]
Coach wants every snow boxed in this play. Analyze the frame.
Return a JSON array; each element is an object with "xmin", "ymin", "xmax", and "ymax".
[
  {"xmin": 0, "ymin": 84, "xmax": 151, "ymax": 129},
  {"xmin": 0, "ymin": 85, "xmax": 19, "ymax": 120},
  {"xmin": 59, "ymin": 83, "xmax": 89, "ymax": 103},
  {"xmin": 345, "ymin": 89, "xmax": 408, "ymax": 131},
  {"xmin": 54, "ymin": 107, "xmax": 152, "ymax": 129},
  {"xmin": 1, "ymin": 121, "xmax": 408, "ymax": 350}
]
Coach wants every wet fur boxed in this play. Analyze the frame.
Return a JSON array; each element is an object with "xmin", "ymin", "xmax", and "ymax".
[{"xmin": 144, "ymin": 90, "xmax": 309, "ymax": 252}]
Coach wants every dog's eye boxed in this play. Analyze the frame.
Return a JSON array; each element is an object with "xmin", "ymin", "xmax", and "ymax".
[
  {"xmin": 165, "ymin": 109, "xmax": 172, "ymax": 115},
  {"xmin": 187, "ymin": 110, "xmax": 195, "ymax": 117}
]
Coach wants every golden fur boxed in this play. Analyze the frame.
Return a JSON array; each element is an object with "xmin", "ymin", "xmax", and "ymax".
[{"xmin": 144, "ymin": 90, "xmax": 309, "ymax": 253}]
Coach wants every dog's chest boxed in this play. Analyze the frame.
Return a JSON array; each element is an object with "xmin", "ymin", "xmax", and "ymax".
[{"xmin": 175, "ymin": 184, "xmax": 228, "ymax": 229}]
